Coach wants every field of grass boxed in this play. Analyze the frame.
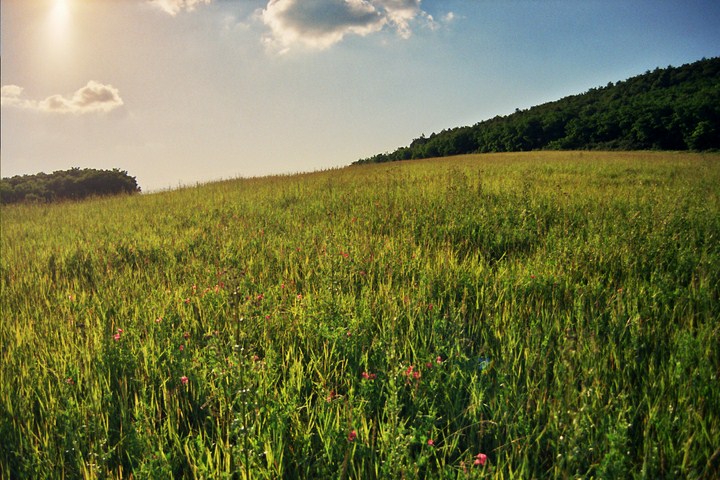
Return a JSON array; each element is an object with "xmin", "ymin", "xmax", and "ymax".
[{"xmin": 1, "ymin": 151, "xmax": 719, "ymax": 479}]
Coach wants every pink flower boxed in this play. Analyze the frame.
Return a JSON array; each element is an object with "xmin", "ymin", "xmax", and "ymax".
[
  {"xmin": 326, "ymin": 390, "xmax": 336, "ymax": 403},
  {"xmin": 427, "ymin": 439, "xmax": 435, "ymax": 446},
  {"xmin": 474, "ymin": 453, "xmax": 487, "ymax": 466},
  {"xmin": 436, "ymin": 356, "xmax": 443, "ymax": 364},
  {"xmin": 180, "ymin": 376, "xmax": 189, "ymax": 385},
  {"xmin": 361, "ymin": 371, "xmax": 376, "ymax": 380},
  {"xmin": 348, "ymin": 430, "xmax": 357, "ymax": 442},
  {"xmin": 113, "ymin": 333, "xmax": 121, "ymax": 341}
]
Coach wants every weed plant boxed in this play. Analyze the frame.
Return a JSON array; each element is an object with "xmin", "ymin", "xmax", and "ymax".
[{"xmin": 1, "ymin": 151, "xmax": 719, "ymax": 478}]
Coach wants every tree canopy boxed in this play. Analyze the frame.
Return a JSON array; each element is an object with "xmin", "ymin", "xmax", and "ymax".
[
  {"xmin": 1, "ymin": 168, "xmax": 141, "ymax": 204},
  {"xmin": 355, "ymin": 57, "xmax": 720, "ymax": 165}
]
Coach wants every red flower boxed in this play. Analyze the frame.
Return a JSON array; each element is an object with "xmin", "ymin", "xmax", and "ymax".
[
  {"xmin": 348, "ymin": 430, "xmax": 357, "ymax": 442},
  {"xmin": 113, "ymin": 333, "xmax": 121, "ymax": 341},
  {"xmin": 427, "ymin": 439, "xmax": 435, "ymax": 446},
  {"xmin": 436, "ymin": 356, "xmax": 443, "ymax": 364},
  {"xmin": 474, "ymin": 453, "xmax": 487, "ymax": 466},
  {"xmin": 361, "ymin": 371, "xmax": 376, "ymax": 380},
  {"xmin": 326, "ymin": 390, "xmax": 336, "ymax": 402},
  {"xmin": 180, "ymin": 376, "xmax": 189, "ymax": 385}
]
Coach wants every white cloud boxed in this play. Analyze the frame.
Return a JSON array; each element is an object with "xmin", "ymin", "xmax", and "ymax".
[
  {"xmin": 260, "ymin": 0, "xmax": 433, "ymax": 52},
  {"xmin": 150, "ymin": 0, "xmax": 212, "ymax": 16},
  {"xmin": 1, "ymin": 81, "xmax": 124, "ymax": 114}
]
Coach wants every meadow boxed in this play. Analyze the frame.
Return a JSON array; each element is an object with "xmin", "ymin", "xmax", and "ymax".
[{"xmin": 1, "ymin": 151, "xmax": 718, "ymax": 479}]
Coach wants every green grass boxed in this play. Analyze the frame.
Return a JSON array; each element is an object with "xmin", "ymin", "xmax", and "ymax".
[{"xmin": 1, "ymin": 151, "xmax": 719, "ymax": 478}]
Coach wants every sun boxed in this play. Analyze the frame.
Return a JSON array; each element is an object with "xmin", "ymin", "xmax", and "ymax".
[
  {"xmin": 49, "ymin": 0, "xmax": 71, "ymax": 34},
  {"xmin": 42, "ymin": 0, "xmax": 76, "ymax": 71}
]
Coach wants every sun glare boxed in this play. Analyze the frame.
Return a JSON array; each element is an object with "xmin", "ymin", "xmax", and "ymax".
[
  {"xmin": 49, "ymin": 0, "xmax": 70, "ymax": 33},
  {"xmin": 45, "ymin": 0, "xmax": 74, "ymax": 63}
]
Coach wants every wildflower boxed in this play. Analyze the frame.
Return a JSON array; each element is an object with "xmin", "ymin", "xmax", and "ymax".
[
  {"xmin": 179, "ymin": 344, "xmax": 185, "ymax": 351},
  {"xmin": 183, "ymin": 331, "xmax": 190, "ymax": 339},
  {"xmin": 180, "ymin": 376, "xmax": 189, "ymax": 385},
  {"xmin": 348, "ymin": 430, "xmax": 357, "ymax": 442},
  {"xmin": 361, "ymin": 371, "xmax": 376, "ymax": 380},
  {"xmin": 113, "ymin": 333, "xmax": 121, "ymax": 341},
  {"xmin": 65, "ymin": 377, "xmax": 75, "ymax": 385},
  {"xmin": 155, "ymin": 317, "xmax": 162, "ymax": 323},
  {"xmin": 427, "ymin": 439, "xmax": 435, "ymax": 446},
  {"xmin": 436, "ymin": 355, "xmax": 443, "ymax": 364},
  {"xmin": 474, "ymin": 453, "xmax": 487, "ymax": 466},
  {"xmin": 326, "ymin": 390, "xmax": 336, "ymax": 402}
]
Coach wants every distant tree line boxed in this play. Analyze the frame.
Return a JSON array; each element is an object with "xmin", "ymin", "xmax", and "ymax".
[
  {"xmin": 1, "ymin": 168, "xmax": 141, "ymax": 204},
  {"xmin": 355, "ymin": 57, "xmax": 720, "ymax": 165}
]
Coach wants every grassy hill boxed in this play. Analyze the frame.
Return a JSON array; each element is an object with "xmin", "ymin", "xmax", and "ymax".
[
  {"xmin": 1, "ymin": 151, "xmax": 719, "ymax": 478},
  {"xmin": 356, "ymin": 57, "xmax": 720, "ymax": 164}
]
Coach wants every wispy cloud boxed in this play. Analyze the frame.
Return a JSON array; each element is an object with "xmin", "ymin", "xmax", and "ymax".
[
  {"xmin": 1, "ymin": 81, "xmax": 124, "ymax": 114},
  {"xmin": 260, "ymin": 0, "xmax": 435, "ymax": 52},
  {"xmin": 149, "ymin": 0, "xmax": 212, "ymax": 16},
  {"xmin": 145, "ymin": 0, "xmax": 448, "ymax": 52}
]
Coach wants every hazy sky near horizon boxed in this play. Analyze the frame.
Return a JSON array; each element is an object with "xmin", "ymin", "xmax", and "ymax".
[{"xmin": 2, "ymin": 0, "xmax": 719, "ymax": 191}]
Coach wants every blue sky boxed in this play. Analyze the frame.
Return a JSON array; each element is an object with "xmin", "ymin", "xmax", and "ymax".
[{"xmin": 2, "ymin": 0, "xmax": 719, "ymax": 191}]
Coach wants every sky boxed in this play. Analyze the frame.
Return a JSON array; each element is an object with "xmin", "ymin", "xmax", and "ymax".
[{"xmin": 2, "ymin": 0, "xmax": 719, "ymax": 192}]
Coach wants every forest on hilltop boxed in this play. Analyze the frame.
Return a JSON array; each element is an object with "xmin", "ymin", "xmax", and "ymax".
[
  {"xmin": 355, "ymin": 57, "xmax": 720, "ymax": 164},
  {"xmin": 0, "ymin": 168, "xmax": 141, "ymax": 204}
]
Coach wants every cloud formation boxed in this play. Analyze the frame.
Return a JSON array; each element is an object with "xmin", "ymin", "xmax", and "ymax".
[
  {"xmin": 144, "ymin": 0, "xmax": 445, "ymax": 51},
  {"xmin": 150, "ymin": 0, "xmax": 212, "ymax": 16},
  {"xmin": 261, "ymin": 0, "xmax": 434, "ymax": 51},
  {"xmin": 1, "ymin": 81, "xmax": 124, "ymax": 114}
]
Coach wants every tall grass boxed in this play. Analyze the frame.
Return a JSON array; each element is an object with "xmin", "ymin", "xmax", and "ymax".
[{"xmin": 1, "ymin": 151, "xmax": 719, "ymax": 478}]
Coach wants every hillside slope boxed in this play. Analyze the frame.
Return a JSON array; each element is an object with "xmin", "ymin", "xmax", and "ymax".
[{"xmin": 355, "ymin": 57, "xmax": 720, "ymax": 164}]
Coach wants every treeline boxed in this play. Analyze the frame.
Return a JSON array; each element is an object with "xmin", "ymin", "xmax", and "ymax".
[
  {"xmin": 355, "ymin": 57, "xmax": 720, "ymax": 164},
  {"xmin": 1, "ymin": 168, "xmax": 141, "ymax": 204}
]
